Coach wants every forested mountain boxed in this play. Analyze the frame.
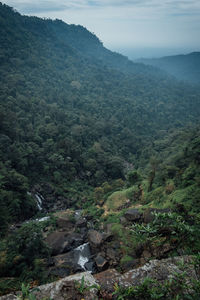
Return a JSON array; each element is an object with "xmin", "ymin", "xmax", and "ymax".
[
  {"xmin": 137, "ymin": 52, "xmax": 200, "ymax": 84},
  {"xmin": 1, "ymin": 3, "xmax": 200, "ymax": 297},
  {"xmin": 0, "ymin": 2, "xmax": 200, "ymax": 227}
]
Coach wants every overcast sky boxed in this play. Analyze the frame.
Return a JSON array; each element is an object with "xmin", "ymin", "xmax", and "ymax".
[{"xmin": 3, "ymin": 0, "xmax": 200, "ymax": 58}]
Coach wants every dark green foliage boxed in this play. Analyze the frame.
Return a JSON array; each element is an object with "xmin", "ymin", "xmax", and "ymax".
[
  {"xmin": 151, "ymin": 212, "xmax": 200, "ymax": 253},
  {"xmin": 0, "ymin": 278, "xmax": 21, "ymax": 297},
  {"xmin": 0, "ymin": 162, "xmax": 37, "ymax": 233},
  {"xmin": 127, "ymin": 171, "xmax": 142, "ymax": 186},
  {"xmin": 0, "ymin": 221, "xmax": 50, "ymax": 281},
  {"xmin": 0, "ymin": 3, "xmax": 200, "ymax": 226},
  {"xmin": 137, "ymin": 127, "xmax": 200, "ymax": 212},
  {"xmin": 110, "ymin": 210, "xmax": 200, "ymax": 263}
]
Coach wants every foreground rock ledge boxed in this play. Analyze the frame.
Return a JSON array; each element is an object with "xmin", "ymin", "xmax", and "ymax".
[{"xmin": 0, "ymin": 256, "xmax": 197, "ymax": 300}]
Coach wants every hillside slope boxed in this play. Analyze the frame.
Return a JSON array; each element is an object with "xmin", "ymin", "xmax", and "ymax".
[
  {"xmin": 1, "ymin": 3, "xmax": 200, "ymax": 297},
  {"xmin": 137, "ymin": 52, "xmax": 200, "ymax": 84},
  {"xmin": 0, "ymin": 2, "xmax": 200, "ymax": 227}
]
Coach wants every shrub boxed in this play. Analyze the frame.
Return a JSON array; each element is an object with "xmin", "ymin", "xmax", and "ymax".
[{"xmin": 0, "ymin": 222, "xmax": 50, "ymax": 281}]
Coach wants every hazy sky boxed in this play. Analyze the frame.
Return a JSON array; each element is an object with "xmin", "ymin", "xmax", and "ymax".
[{"xmin": 3, "ymin": 0, "xmax": 200, "ymax": 58}]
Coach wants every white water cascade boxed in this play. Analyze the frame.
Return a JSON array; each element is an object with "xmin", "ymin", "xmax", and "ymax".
[
  {"xmin": 74, "ymin": 243, "xmax": 90, "ymax": 270},
  {"xmin": 35, "ymin": 193, "xmax": 44, "ymax": 211}
]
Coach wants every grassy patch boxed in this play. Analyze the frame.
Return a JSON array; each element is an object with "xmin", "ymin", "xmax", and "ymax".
[
  {"xmin": 105, "ymin": 186, "xmax": 138, "ymax": 211},
  {"xmin": 120, "ymin": 255, "xmax": 134, "ymax": 264}
]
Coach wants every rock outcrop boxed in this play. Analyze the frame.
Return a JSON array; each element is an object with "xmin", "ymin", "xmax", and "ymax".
[
  {"xmin": 0, "ymin": 256, "xmax": 197, "ymax": 300},
  {"xmin": 0, "ymin": 272, "xmax": 98, "ymax": 300}
]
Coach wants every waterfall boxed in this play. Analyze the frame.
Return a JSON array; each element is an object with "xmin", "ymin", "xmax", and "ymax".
[
  {"xmin": 27, "ymin": 191, "xmax": 44, "ymax": 211},
  {"xmin": 35, "ymin": 193, "xmax": 44, "ymax": 211},
  {"xmin": 74, "ymin": 243, "xmax": 91, "ymax": 270},
  {"xmin": 35, "ymin": 216, "xmax": 49, "ymax": 222}
]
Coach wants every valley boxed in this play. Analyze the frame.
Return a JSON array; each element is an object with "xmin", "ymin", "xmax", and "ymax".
[{"xmin": 0, "ymin": 2, "xmax": 200, "ymax": 299}]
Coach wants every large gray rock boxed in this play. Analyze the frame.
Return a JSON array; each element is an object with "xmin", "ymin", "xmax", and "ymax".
[
  {"xmin": 119, "ymin": 255, "xmax": 196, "ymax": 287},
  {"xmin": 95, "ymin": 255, "xmax": 196, "ymax": 294},
  {"xmin": 0, "ymin": 272, "xmax": 98, "ymax": 300},
  {"xmin": 0, "ymin": 256, "xmax": 197, "ymax": 300},
  {"xmin": 46, "ymin": 231, "xmax": 85, "ymax": 255},
  {"xmin": 49, "ymin": 251, "xmax": 81, "ymax": 277},
  {"xmin": 46, "ymin": 231, "xmax": 71, "ymax": 255},
  {"xmin": 88, "ymin": 230, "xmax": 103, "ymax": 247},
  {"xmin": 38, "ymin": 272, "xmax": 98, "ymax": 300}
]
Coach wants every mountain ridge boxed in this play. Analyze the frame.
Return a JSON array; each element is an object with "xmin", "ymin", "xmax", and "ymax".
[{"xmin": 136, "ymin": 51, "xmax": 200, "ymax": 84}]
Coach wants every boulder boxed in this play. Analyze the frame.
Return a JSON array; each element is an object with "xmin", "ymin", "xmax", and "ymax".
[
  {"xmin": 49, "ymin": 251, "xmax": 81, "ymax": 277},
  {"xmin": 119, "ymin": 255, "xmax": 196, "ymax": 287},
  {"xmin": 102, "ymin": 232, "xmax": 113, "ymax": 242},
  {"xmin": 84, "ymin": 261, "xmax": 96, "ymax": 273},
  {"xmin": 50, "ymin": 241, "xmax": 94, "ymax": 276},
  {"xmin": 76, "ymin": 217, "xmax": 87, "ymax": 228},
  {"xmin": 0, "ymin": 256, "xmax": 197, "ymax": 300},
  {"xmin": 95, "ymin": 269, "xmax": 121, "ymax": 295},
  {"xmin": 104, "ymin": 223, "xmax": 113, "ymax": 233},
  {"xmin": 88, "ymin": 230, "xmax": 103, "ymax": 248},
  {"xmin": 95, "ymin": 256, "xmax": 196, "ymax": 294},
  {"xmin": 37, "ymin": 272, "xmax": 98, "ymax": 300},
  {"xmin": 46, "ymin": 231, "xmax": 85, "ymax": 256},
  {"xmin": 0, "ymin": 272, "xmax": 98, "ymax": 300},
  {"xmin": 55, "ymin": 211, "xmax": 75, "ymax": 230},
  {"xmin": 95, "ymin": 254, "xmax": 109, "ymax": 272},
  {"xmin": 68, "ymin": 232, "xmax": 85, "ymax": 248},
  {"xmin": 124, "ymin": 209, "xmax": 142, "ymax": 222},
  {"xmin": 46, "ymin": 231, "xmax": 72, "ymax": 255}
]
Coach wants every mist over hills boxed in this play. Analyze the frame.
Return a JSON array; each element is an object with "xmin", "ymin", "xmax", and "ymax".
[{"xmin": 137, "ymin": 52, "xmax": 200, "ymax": 85}]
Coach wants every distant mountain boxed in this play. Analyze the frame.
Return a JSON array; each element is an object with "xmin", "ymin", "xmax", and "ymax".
[{"xmin": 137, "ymin": 52, "xmax": 200, "ymax": 84}]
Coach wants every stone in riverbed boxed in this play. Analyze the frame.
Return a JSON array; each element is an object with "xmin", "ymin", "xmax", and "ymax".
[
  {"xmin": 95, "ymin": 254, "xmax": 109, "ymax": 272},
  {"xmin": 88, "ymin": 230, "xmax": 103, "ymax": 247},
  {"xmin": 45, "ymin": 231, "xmax": 85, "ymax": 256},
  {"xmin": 46, "ymin": 231, "xmax": 72, "ymax": 255},
  {"xmin": 49, "ymin": 251, "xmax": 81, "ymax": 277}
]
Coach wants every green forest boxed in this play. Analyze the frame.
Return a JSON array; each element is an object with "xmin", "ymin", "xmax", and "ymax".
[{"xmin": 0, "ymin": 2, "xmax": 200, "ymax": 298}]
